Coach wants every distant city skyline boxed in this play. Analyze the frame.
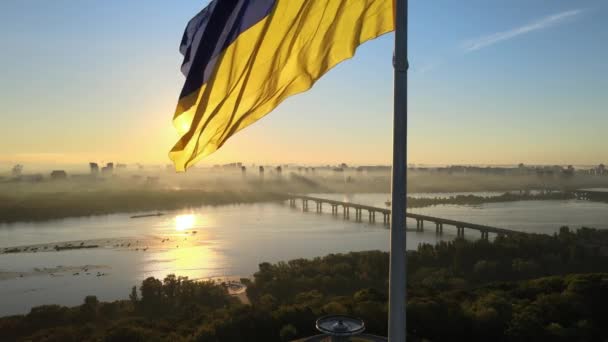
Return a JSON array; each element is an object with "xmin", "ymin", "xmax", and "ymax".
[
  {"xmin": 3, "ymin": 161, "xmax": 607, "ymax": 175},
  {"xmin": 1, "ymin": 0, "xmax": 607, "ymax": 168}
]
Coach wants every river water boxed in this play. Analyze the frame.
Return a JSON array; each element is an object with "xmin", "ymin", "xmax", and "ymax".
[{"xmin": 1, "ymin": 193, "xmax": 608, "ymax": 316}]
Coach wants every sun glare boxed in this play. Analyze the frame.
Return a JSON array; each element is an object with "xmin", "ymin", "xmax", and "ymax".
[{"xmin": 174, "ymin": 214, "xmax": 196, "ymax": 231}]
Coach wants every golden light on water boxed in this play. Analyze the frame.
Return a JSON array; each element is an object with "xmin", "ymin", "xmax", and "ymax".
[
  {"xmin": 144, "ymin": 234, "xmax": 222, "ymax": 281},
  {"xmin": 174, "ymin": 214, "xmax": 196, "ymax": 231},
  {"xmin": 146, "ymin": 215, "xmax": 222, "ymax": 280},
  {"xmin": 166, "ymin": 243, "xmax": 222, "ymax": 280}
]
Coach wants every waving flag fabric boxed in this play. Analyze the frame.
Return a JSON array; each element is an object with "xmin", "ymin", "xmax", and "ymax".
[{"xmin": 170, "ymin": 0, "xmax": 394, "ymax": 171}]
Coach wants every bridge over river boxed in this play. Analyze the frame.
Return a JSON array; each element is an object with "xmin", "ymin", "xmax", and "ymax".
[{"xmin": 286, "ymin": 195, "xmax": 526, "ymax": 240}]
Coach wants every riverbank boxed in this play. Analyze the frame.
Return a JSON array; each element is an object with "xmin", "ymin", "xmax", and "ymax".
[
  {"xmin": 407, "ymin": 191, "xmax": 575, "ymax": 208},
  {"xmin": 2, "ymin": 227, "xmax": 608, "ymax": 341},
  {"xmin": 0, "ymin": 187, "xmax": 580, "ymax": 225},
  {"xmin": 0, "ymin": 190, "xmax": 287, "ymax": 224}
]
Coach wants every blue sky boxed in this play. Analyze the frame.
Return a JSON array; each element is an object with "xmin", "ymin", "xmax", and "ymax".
[{"xmin": 0, "ymin": 0, "xmax": 606, "ymax": 168}]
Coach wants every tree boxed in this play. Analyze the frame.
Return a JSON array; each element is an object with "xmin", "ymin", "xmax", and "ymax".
[
  {"xmin": 279, "ymin": 324, "xmax": 297, "ymax": 341},
  {"xmin": 80, "ymin": 295, "xmax": 99, "ymax": 320},
  {"xmin": 258, "ymin": 294, "xmax": 278, "ymax": 312},
  {"xmin": 140, "ymin": 277, "xmax": 163, "ymax": 313},
  {"xmin": 129, "ymin": 286, "xmax": 139, "ymax": 305},
  {"xmin": 104, "ymin": 325, "xmax": 158, "ymax": 342},
  {"xmin": 322, "ymin": 301, "xmax": 349, "ymax": 315},
  {"xmin": 162, "ymin": 274, "xmax": 179, "ymax": 302}
]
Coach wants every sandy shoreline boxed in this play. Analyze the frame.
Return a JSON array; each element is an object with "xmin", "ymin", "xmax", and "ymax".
[
  {"xmin": 1, "ymin": 229, "xmax": 208, "ymax": 255},
  {"xmin": 0, "ymin": 230, "xmax": 214, "ymax": 281},
  {"xmin": 0, "ymin": 264, "xmax": 111, "ymax": 281}
]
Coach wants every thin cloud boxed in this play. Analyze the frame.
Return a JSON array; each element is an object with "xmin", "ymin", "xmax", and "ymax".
[
  {"xmin": 463, "ymin": 9, "xmax": 583, "ymax": 52},
  {"xmin": 414, "ymin": 62, "xmax": 440, "ymax": 74}
]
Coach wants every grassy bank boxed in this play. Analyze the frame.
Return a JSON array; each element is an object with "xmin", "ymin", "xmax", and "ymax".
[
  {"xmin": 0, "ymin": 190, "xmax": 286, "ymax": 224},
  {"xmin": 0, "ymin": 189, "xmax": 578, "ymax": 224},
  {"xmin": 407, "ymin": 191, "xmax": 576, "ymax": 208},
  {"xmin": 0, "ymin": 188, "xmax": 585, "ymax": 224}
]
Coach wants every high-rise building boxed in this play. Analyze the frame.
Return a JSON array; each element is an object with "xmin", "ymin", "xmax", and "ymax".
[
  {"xmin": 89, "ymin": 163, "xmax": 99, "ymax": 174},
  {"xmin": 101, "ymin": 163, "xmax": 114, "ymax": 175},
  {"xmin": 50, "ymin": 170, "xmax": 68, "ymax": 180}
]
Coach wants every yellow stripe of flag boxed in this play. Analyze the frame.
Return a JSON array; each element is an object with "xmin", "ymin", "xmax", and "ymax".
[{"xmin": 171, "ymin": 0, "xmax": 395, "ymax": 171}]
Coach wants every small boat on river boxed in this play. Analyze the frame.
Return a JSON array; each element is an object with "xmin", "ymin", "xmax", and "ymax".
[{"xmin": 130, "ymin": 212, "xmax": 165, "ymax": 219}]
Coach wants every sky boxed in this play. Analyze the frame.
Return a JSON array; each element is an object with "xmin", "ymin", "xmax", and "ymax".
[{"xmin": 0, "ymin": 0, "xmax": 607, "ymax": 169}]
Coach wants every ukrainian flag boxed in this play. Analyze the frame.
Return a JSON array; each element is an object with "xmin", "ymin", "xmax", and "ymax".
[{"xmin": 171, "ymin": 0, "xmax": 394, "ymax": 171}]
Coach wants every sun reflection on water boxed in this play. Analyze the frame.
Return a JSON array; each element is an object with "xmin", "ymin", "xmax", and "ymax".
[
  {"xmin": 148, "ymin": 243, "xmax": 224, "ymax": 280},
  {"xmin": 146, "ymin": 217, "xmax": 225, "ymax": 280},
  {"xmin": 174, "ymin": 214, "xmax": 196, "ymax": 232},
  {"xmin": 141, "ymin": 213, "xmax": 223, "ymax": 279}
]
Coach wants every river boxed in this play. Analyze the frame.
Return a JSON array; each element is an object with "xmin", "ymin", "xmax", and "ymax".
[{"xmin": 1, "ymin": 193, "xmax": 608, "ymax": 316}]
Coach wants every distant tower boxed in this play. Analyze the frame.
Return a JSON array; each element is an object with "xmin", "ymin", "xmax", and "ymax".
[{"xmin": 89, "ymin": 163, "xmax": 99, "ymax": 174}]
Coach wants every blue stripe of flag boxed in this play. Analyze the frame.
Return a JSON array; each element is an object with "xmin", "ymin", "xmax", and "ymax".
[{"xmin": 179, "ymin": 0, "xmax": 277, "ymax": 100}]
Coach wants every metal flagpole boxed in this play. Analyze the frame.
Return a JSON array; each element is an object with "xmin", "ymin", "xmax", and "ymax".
[{"xmin": 389, "ymin": 0, "xmax": 408, "ymax": 341}]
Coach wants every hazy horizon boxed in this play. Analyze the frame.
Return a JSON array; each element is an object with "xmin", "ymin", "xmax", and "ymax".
[{"xmin": 1, "ymin": 161, "xmax": 605, "ymax": 175}]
